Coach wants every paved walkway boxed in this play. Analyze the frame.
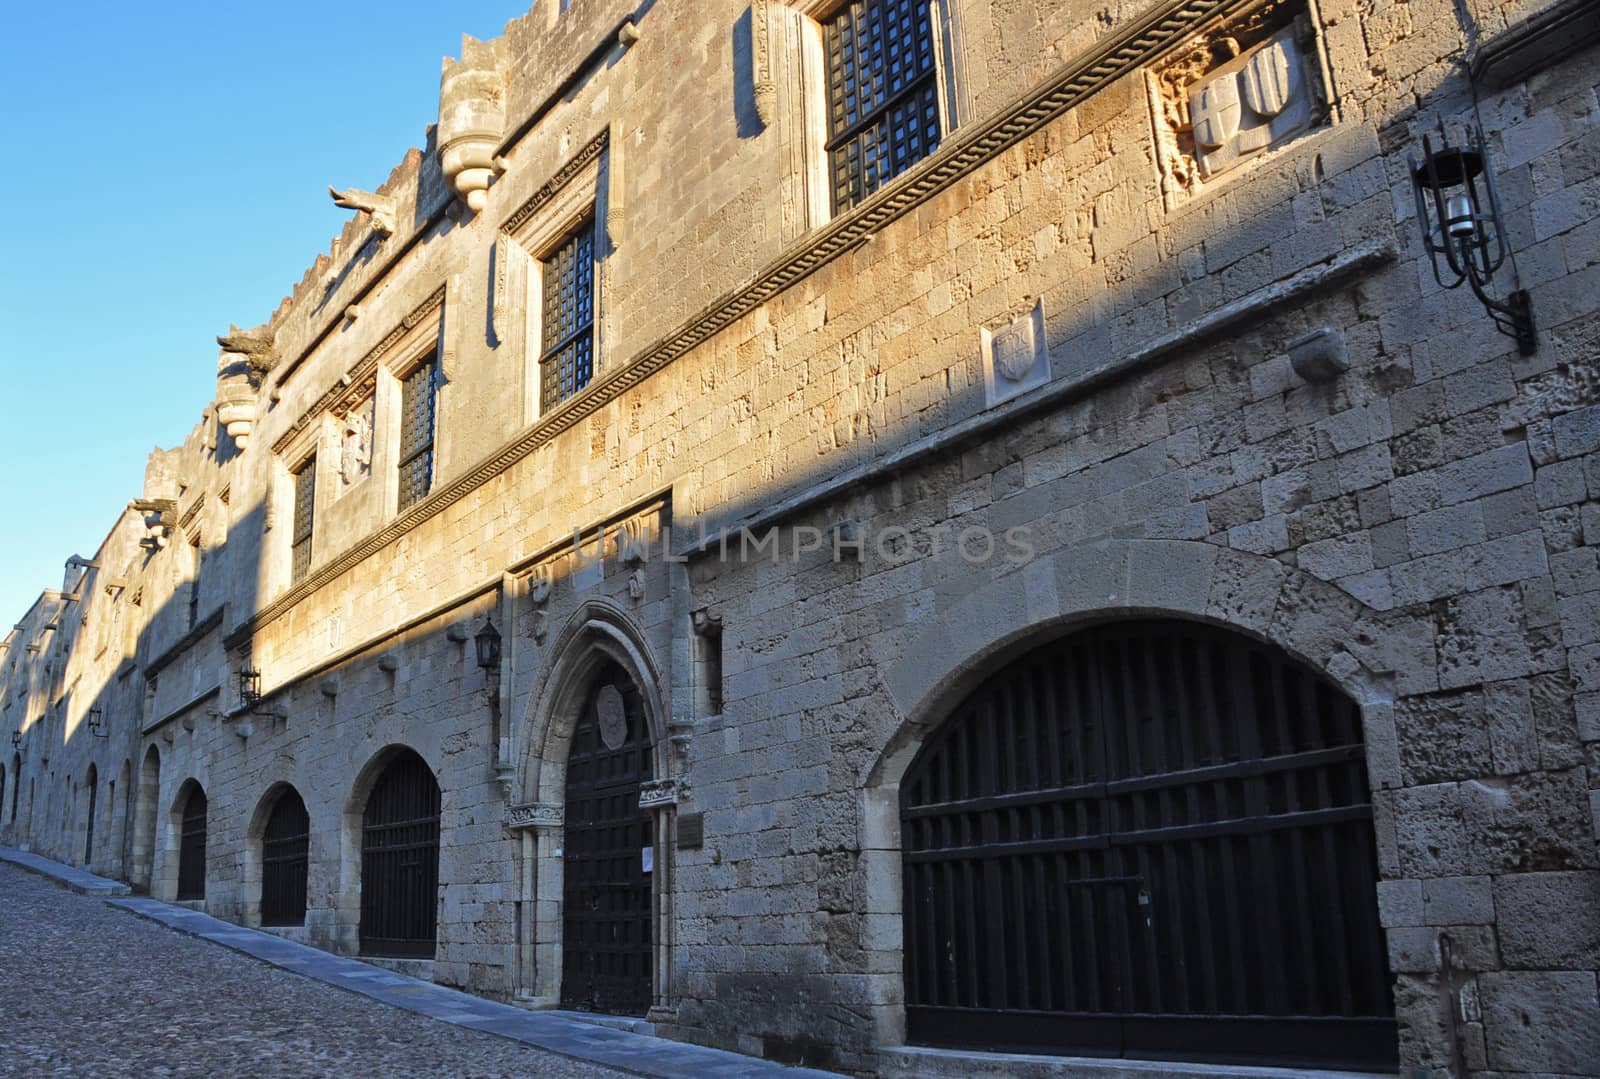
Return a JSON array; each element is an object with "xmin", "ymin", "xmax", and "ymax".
[{"xmin": 0, "ymin": 847, "xmax": 841, "ymax": 1079}]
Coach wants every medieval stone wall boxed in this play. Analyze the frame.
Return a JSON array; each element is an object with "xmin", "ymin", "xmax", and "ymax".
[{"xmin": 2, "ymin": 0, "xmax": 1597, "ymax": 1075}]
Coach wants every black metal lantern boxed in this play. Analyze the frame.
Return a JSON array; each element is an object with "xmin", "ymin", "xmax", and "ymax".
[
  {"xmin": 475, "ymin": 619, "xmax": 502, "ymax": 672},
  {"xmin": 238, "ymin": 666, "xmax": 262, "ymax": 707},
  {"xmin": 9, "ymin": 729, "xmax": 19, "ymax": 749},
  {"xmin": 87, "ymin": 707, "xmax": 108, "ymax": 738},
  {"xmin": 1411, "ymin": 123, "xmax": 1536, "ymax": 355}
]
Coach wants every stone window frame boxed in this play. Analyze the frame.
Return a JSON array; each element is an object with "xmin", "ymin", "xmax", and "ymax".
[
  {"xmin": 273, "ymin": 419, "xmax": 331, "ymax": 596},
  {"xmin": 493, "ymin": 136, "xmax": 614, "ymax": 428},
  {"xmin": 373, "ymin": 308, "xmax": 447, "ymax": 521},
  {"xmin": 771, "ymin": 0, "xmax": 969, "ymax": 240}
]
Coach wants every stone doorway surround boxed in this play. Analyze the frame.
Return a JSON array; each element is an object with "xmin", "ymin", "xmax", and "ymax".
[
  {"xmin": 509, "ymin": 601, "xmax": 681, "ymax": 1015},
  {"xmin": 863, "ymin": 537, "xmax": 1410, "ymax": 1062}
]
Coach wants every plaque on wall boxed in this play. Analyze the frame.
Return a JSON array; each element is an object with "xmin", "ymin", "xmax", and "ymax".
[
  {"xmin": 596, "ymin": 684, "xmax": 627, "ymax": 750},
  {"xmin": 677, "ymin": 812, "xmax": 704, "ymax": 850}
]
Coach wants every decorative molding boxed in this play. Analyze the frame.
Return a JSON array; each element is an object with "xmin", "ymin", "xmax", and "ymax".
[
  {"xmin": 639, "ymin": 776, "xmax": 688, "ymax": 809},
  {"xmin": 270, "ymin": 286, "xmax": 446, "ymax": 456},
  {"xmin": 752, "ymin": 0, "xmax": 776, "ymax": 127},
  {"xmin": 1469, "ymin": 0, "xmax": 1600, "ymax": 90},
  {"xmin": 499, "ymin": 130, "xmax": 609, "ymax": 237},
  {"xmin": 506, "ymin": 801, "xmax": 563, "ymax": 829},
  {"xmin": 223, "ymin": 0, "xmax": 1266, "ymax": 642}
]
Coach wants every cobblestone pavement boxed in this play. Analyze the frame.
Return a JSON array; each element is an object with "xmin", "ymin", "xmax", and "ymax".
[{"xmin": 0, "ymin": 864, "xmax": 629, "ymax": 1078}]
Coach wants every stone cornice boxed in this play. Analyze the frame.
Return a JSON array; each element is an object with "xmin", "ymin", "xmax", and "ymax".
[
  {"xmin": 1469, "ymin": 0, "xmax": 1600, "ymax": 90},
  {"xmin": 499, "ymin": 130, "xmax": 609, "ymax": 237},
  {"xmin": 270, "ymin": 286, "xmax": 447, "ymax": 456},
  {"xmin": 143, "ymin": 606, "xmax": 225, "ymax": 681},
  {"xmin": 223, "ymin": 0, "xmax": 1262, "ymax": 646}
]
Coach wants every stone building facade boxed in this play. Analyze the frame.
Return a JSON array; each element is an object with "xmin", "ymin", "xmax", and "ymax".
[{"xmin": 3, "ymin": 0, "xmax": 1599, "ymax": 1074}]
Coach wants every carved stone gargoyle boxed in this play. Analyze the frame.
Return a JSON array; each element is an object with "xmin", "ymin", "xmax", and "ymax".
[
  {"xmin": 128, "ymin": 498, "xmax": 178, "ymax": 549},
  {"xmin": 217, "ymin": 323, "xmax": 276, "ymax": 378},
  {"xmin": 328, "ymin": 186, "xmax": 397, "ymax": 238}
]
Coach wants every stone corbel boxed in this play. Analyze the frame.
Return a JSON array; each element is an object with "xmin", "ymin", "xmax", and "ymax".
[
  {"xmin": 526, "ymin": 564, "xmax": 553, "ymax": 645},
  {"xmin": 129, "ymin": 499, "xmax": 177, "ymax": 549},
  {"xmin": 639, "ymin": 776, "xmax": 689, "ymax": 810},
  {"xmin": 328, "ymin": 186, "xmax": 397, "ymax": 238},
  {"xmin": 506, "ymin": 801, "xmax": 563, "ymax": 830},
  {"xmin": 438, "ymin": 35, "xmax": 507, "ymax": 214}
]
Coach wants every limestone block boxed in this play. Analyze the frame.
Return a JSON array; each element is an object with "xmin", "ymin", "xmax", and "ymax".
[
  {"xmin": 1493, "ymin": 870, "xmax": 1600, "ymax": 968},
  {"xmin": 1480, "ymin": 969, "xmax": 1600, "ymax": 1072}
]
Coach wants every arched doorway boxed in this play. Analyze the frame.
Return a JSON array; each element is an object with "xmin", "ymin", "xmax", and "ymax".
[
  {"xmin": 83, "ymin": 764, "xmax": 98, "ymax": 866},
  {"xmin": 7, "ymin": 753, "xmax": 16, "ymax": 822},
  {"xmin": 561, "ymin": 662, "xmax": 653, "ymax": 1015},
  {"xmin": 261, "ymin": 787, "xmax": 310, "ymax": 926},
  {"xmin": 175, "ymin": 783, "xmax": 208, "ymax": 901},
  {"xmin": 900, "ymin": 619, "xmax": 1396, "ymax": 1071},
  {"xmin": 132, "ymin": 746, "xmax": 160, "ymax": 892},
  {"xmin": 359, "ymin": 750, "xmax": 440, "ymax": 957}
]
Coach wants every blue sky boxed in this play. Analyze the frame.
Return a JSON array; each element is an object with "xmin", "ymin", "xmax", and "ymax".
[{"xmin": 0, "ymin": 1, "xmax": 535, "ymax": 624}]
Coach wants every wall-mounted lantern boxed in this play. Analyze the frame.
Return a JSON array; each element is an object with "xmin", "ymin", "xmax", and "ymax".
[
  {"xmin": 475, "ymin": 619, "xmax": 502, "ymax": 673},
  {"xmin": 1411, "ymin": 123, "xmax": 1536, "ymax": 355},
  {"xmin": 237, "ymin": 666, "xmax": 262, "ymax": 707},
  {"xmin": 87, "ymin": 707, "xmax": 108, "ymax": 738},
  {"xmin": 10, "ymin": 729, "xmax": 20, "ymax": 749}
]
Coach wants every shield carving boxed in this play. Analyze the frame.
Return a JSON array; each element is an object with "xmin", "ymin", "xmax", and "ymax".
[
  {"xmin": 1239, "ymin": 37, "xmax": 1297, "ymax": 119},
  {"xmin": 596, "ymin": 684, "xmax": 628, "ymax": 750},
  {"xmin": 1189, "ymin": 73, "xmax": 1240, "ymax": 151}
]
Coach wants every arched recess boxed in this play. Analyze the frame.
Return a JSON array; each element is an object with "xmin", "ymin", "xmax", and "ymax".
[
  {"xmin": 251, "ymin": 784, "xmax": 311, "ymax": 928},
  {"xmin": 346, "ymin": 747, "xmax": 440, "ymax": 958},
  {"xmin": 110, "ymin": 758, "xmax": 133, "ymax": 879},
  {"xmin": 173, "ymin": 780, "xmax": 208, "ymax": 902},
  {"xmin": 82, "ymin": 763, "xmax": 99, "ymax": 868},
  {"xmin": 130, "ymin": 745, "xmax": 161, "ymax": 893},
  {"xmin": 861, "ymin": 539, "xmax": 1406, "ymax": 1067},
  {"xmin": 6, "ymin": 753, "xmax": 17, "ymax": 824},
  {"xmin": 512, "ymin": 602, "xmax": 676, "ymax": 1012}
]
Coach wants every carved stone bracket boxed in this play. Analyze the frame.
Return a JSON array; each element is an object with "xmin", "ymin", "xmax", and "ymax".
[
  {"xmin": 506, "ymin": 801, "xmax": 563, "ymax": 830},
  {"xmin": 639, "ymin": 776, "xmax": 689, "ymax": 810}
]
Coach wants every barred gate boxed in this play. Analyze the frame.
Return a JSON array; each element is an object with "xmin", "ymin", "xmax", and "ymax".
[
  {"xmin": 360, "ymin": 751, "xmax": 440, "ymax": 957},
  {"xmin": 901, "ymin": 619, "xmax": 1397, "ymax": 1071}
]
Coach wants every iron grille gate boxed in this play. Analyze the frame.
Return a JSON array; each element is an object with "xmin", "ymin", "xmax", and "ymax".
[
  {"xmin": 261, "ymin": 788, "xmax": 310, "ymax": 926},
  {"xmin": 177, "ymin": 786, "xmax": 208, "ymax": 901},
  {"xmin": 901, "ymin": 619, "xmax": 1397, "ymax": 1071},
  {"xmin": 360, "ymin": 752, "xmax": 440, "ymax": 957},
  {"xmin": 561, "ymin": 665, "xmax": 653, "ymax": 1016}
]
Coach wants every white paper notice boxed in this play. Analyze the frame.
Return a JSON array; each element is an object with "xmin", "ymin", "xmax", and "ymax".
[{"xmin": 641, "ymin": 846, "xmax": 654, "ymax": 873}]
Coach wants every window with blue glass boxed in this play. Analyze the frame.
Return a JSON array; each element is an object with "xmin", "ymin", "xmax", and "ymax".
[{"xmin": 823, "ymin": 0, "xmax": 942, "ymax": 212}]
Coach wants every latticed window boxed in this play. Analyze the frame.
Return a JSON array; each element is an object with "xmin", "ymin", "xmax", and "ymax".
[
  {"xmin": 290, "ymin": 456, "xmax": 316, "ymax": 584},
  {"xmin": 398, "ymin": 355, "xmax": 439, "ymax": 511},
  {"xmin": 823, "ymin": 0, "xmax": 942, "ymax": 212},
  {"xmin": 540, "ymin": 217, "xmax": 595, "ymax": 411}
]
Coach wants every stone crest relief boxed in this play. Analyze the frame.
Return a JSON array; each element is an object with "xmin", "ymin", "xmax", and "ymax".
[
  {"xmin": 596, "ymin": 684, "xmax": 627, "ymax": 750},
  {"xmin": 981, "ymin": 299, "xmax": 1049, "ymax": 408},
  {"xmin": 339, "ymin": 398, "xmax": 374, "ymax": 490},
  {"xmin": 1188, "ymin": 29, "xmax": 1310, "ymax": 179}
]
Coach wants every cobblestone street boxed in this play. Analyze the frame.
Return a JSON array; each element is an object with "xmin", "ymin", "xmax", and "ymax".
[{"xmin": 0, "ymin": 864, "xmax": 627, "ymax": 1078}]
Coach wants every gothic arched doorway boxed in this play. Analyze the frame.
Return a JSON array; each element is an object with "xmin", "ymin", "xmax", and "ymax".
[
  {"xmin": 359, "ymin": 750, "xmax": 440, "ymax": 957},
  {"xmin": 84, "ymin": 763, "xmax": 98, "ymax": 866},
  {"xmin": 561, "ymin": 662, "xmax": 653, "ymax": 1015},
  {"xmin": 900, "ymin": 618, "xmax": 1396, "ymax": 1071}
]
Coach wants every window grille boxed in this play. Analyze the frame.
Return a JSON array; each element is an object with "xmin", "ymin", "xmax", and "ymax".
[
  {"xmin": 290, "ymin": 456, "xmax": 316, "ymax": 584},
  {"xmin": 540, "ymin": 218, "xmax": 596, "ymax": 411},
  {"xmin": 823, "ymin": 0, "xmax": 942, "ymax": 212},
  {"xmin": 398, "ymin": 356, "xmax": 439, "ymax": 511}
]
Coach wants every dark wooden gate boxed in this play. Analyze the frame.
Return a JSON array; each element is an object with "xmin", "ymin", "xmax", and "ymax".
[
  {"xmin": 901, "ymin": 619, "xmax": 1397, "ymax": 1071},
  {"xmin": 561, "ymin": 665, "xmax": 653, "ymax": 1015},
  {"xmin": 176, "ymin": 785, "xmax": 207, "ymax": 900},
  {"xmin": 84, "ymin": 773, "xmax": 97, "ymax": 865},
  {"xmin": 360, "ymin": 751, "xmax": 441, "ymax": 957},
  {"xmin": 261, "ymin": 787, "xmax": 310, "ymax": 926}
]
